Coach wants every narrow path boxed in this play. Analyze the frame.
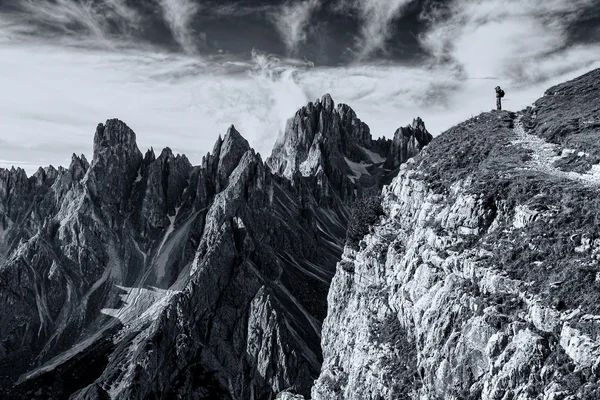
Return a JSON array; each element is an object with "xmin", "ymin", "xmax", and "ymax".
[{"xmin": 511, "ymin": 115, "xmax": 600, "ymax": 187}]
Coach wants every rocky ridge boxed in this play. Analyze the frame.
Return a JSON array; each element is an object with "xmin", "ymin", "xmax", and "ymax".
[
  {"xmin": 312, "ymin": 69, "xmax": 600, "ymax": 399},
  {"xmin": 0, "ymin": 95, "xmax": 431, "ymax": 399}
]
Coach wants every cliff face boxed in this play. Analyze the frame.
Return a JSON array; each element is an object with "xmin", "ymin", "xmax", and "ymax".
[
  {"xmin": 313, "ymin": 69, "xmax": 600, "ymax": 399},
  {"xmin": 0, "ymin": 95, "xmax": 431, "ymax": 399}
]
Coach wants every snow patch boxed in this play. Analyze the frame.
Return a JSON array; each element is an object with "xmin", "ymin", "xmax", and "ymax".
[
  {"xmin": 101, "ymin": 285, "xmax": 180, "ymax": 398},
  {"xmin": 344, "ymin": 157, "xmax": 371, "ymax": 183},
  {"xmin": 101, "ymin": 285, "xmax": 179, "ymax": 334},
  {"xmin": 151, "ymin": 209, "xmax": 198, "ymax": 283},
  {"xmin": 134, "ymin": 168, "xmax": 143, "ymax": 183},
  {"xmin": 360, "ymin": 147, "xmax": 386, "ymax": 164},
  {"xmin": 233, "ymin": 216, "xmax": 245, "ymax": 229},
  {"xmin": 156, "ymin": 207, "xmax": 180, "ymax": 258}
]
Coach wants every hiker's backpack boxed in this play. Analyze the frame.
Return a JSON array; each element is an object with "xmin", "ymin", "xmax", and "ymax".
[{"xmin": 499, "ymin": 89, "xmax": 505, "ymax": 98}]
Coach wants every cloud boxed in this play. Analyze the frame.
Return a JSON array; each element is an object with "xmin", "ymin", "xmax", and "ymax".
[
  {"xmin": 271, "ymin": 0, "xmax": 321, "ymax": 55},
  {"xmin": 210, "ymin": 3, "xmax": 275, "ymax": 17},
  {"xmin": 420, "ymin": 0, "xmax": 600, "ymax": 84},
  {"xmin": 18, "ymin": 0, "xmax": 141, "ymax": 42},
  {"xmin": 158, "ymin": 0, "xmax": 201, "ymax": 54},
  {"xmin": 336, "ymin": 0, "xmax": 415, "ymax": 59},
  {"xmin": 20, "ymin": 0, "xmax": 109, "ymax": 39},
  {"xmin": 14, "ymin": 0, "xmax": 200, "ymax": 53},
  {"xmin": 0, "ymin": 35, "xmax": 315, "ymax": 172}
]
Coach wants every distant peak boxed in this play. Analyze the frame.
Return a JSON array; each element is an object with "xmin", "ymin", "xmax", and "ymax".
[
  {"xmin": 222, "ymin": 124, "xmax": 250, "ymax": 153},
  {"xmin": 89, "ymin": 119, "xmax": 143, "ymax": 202},
  {"xmin": 317, "ymin": 93, "xmax": 334, "ymax": 113},
  {"xmin": 268, "ymin": 93, "xmax": 377, "ymax": 186},
  {"xmin": 411, "ymin": 117, "xmax": 427, "ymax": 133},
  {"xmin": 159, "ymin": 147, "xmax": 174, "ymax": 160},
  {"xmin": 68, "ymin": 153, "xmax": 89, "ymax": 181},
  {"xmin": 395, "ymin": 117, "xmax": 430, "ymax": 140},
  {"xmin": 93, "ymin": 119, "xmax": 140, "ymax": 160},
  {"xmin": 387, "ymin": 117, "xmax": 433, "ymax": 168},
  {"xmin": 144, "ymin": 148, "xmax": 156, "ymax": 163}
]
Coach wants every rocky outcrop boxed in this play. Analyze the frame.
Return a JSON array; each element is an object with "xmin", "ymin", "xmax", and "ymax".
[
  {"xmin": 387, "ymin": 117, "xmax": 433, "ymax": 169},
  {"xmin": 0, "ymin": 96, "xmax": 429, "ymax": 398},
  {"xmin": 312, "ymin": 69, "xmax": 600, "ymax": 399}
]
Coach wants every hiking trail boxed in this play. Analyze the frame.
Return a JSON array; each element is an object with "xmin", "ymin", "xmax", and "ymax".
[{"xmin": 511, "ymin": 114, "xmax": 600, "ymax": 187}]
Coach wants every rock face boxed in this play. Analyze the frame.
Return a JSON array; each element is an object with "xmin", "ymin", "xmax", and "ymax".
[
  {"xmin": 0, "ymin": 96, "xmax": 430, "ymax": 399},
  {"xmin": 313, "ymin": 69, "xmax": 600, "ymax": 399}
]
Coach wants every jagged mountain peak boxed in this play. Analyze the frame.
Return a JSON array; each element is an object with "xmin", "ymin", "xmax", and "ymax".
[
  {"xmin": 267, "ymin": 94, "xmax": 373, "ymax": 176},
  {"xmin": 316, "ymin": 93, "xmax": 334, "ymax": 113},
  {"xmin": 70, "ymin": 152, "xmax": 88, "ymax": 164},
  {"xmin": 412, "ymin": 116, "xmax": 425, "ymax": 130},
  {"xmin": 222, "ymin": 124, "xmax": 251, "ymax": 157},
  {"xmin": 158, "ymin": 146, "xmax": 173, "ymax": 159},
  {"xmin": 387, "ymin": 116, "xmax": 433, "ymax": 169},
  {"xmin": 88, "ymin": 119, "xmax": 143, "ymax": 204},
  {"xmin": 144, "ymin": 147, "xmax": 156, "ymax": 163},
  {"xmin": 31, "ymin": 165, "xmax": 59, "ymax": 186},
  {"xmin": 68, "ymin": 153, "xmax": 89, "ymax": 179},
  {"xmin": 5, "ymin": 165, "xmax": 26, "ymax": 177},
  {"xmin": 93, "ymin": 119, "xmax": 140, "ymax": 160},
  {"xmin": 393, "ymin": 116, "xmax": 429, "ymax": 140}
]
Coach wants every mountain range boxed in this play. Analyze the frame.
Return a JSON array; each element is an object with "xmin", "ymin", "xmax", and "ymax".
[
  {"xmin": 0, "ymin": 93, "xmax": 430, "ymax": 399},
  {"xmin": 1, "ymin": 68, "xmax": 600, "ymax": 399}
]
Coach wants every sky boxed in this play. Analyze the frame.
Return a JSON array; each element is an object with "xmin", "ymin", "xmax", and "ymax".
[{"xmin": 1, "ymin": 0, "xmax": 599, "ymax": 174}]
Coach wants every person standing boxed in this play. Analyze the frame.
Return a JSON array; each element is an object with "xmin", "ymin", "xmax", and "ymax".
[{"xmin": 495, "ymin": 86, "xmax": 505, "ymax": 110}]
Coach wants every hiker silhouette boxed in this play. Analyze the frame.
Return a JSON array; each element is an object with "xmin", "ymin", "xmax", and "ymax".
[{"xmin": 495, "ymin": 86, "xmax": 505, "ymax": 110}]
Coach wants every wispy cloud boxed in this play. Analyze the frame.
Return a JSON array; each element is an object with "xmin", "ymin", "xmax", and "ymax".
[
  {"xmin": 3, "ymin": 24, "xmax": 597, "ymax": 175},
  {"xmin": 16, "ymin": 0, "xmax": 200, "ymax": 53},
  {"xmin": 158, "ymin": 0, "xmax": 201, "ymax": 54},
  {"xmin": 271, "ymin": 0, "xmax": 321, "ymax": 55},
  {"xmin": 336, "ymin": 0, "xmax": 415, "ymax": 59},
  {"xmin": 20, "ymin": 0, "xmax": 108, "ymax": 40},
  {"xmin": 420, "ymin": 0, "xmax": 600, "ymax": 84},
  {"xmin": 19, "ymin": 0, "xmax": 141, "ymax": 42},
  {"xmin": 210, "ymin": 3, "xmax": 274, "ymax": 17},
  {"xmin": 104, "ymin": 0, "xmax": 142, "ymax": 26}
]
